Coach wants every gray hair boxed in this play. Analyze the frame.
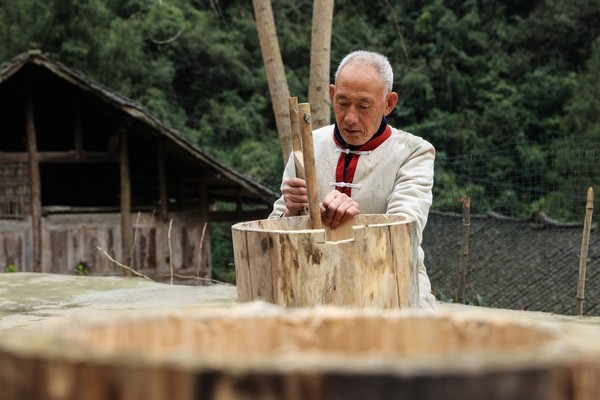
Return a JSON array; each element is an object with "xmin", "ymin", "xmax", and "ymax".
[{"xmin": 334, "ymin": 50, "xmax": 394, "ymax": 94}]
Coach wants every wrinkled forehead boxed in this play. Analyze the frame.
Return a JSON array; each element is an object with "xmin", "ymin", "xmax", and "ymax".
[{"xmin": 334, "ymin": 65, "xmax": 387, "ymax": 99}]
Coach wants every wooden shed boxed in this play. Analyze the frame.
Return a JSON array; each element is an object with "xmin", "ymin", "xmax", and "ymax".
[{"xmin": 0, "ymin": 51, "xmax": 276, "ymax": 281}]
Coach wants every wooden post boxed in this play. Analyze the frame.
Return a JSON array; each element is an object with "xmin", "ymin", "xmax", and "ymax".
[
  {"xmin": 73, "ymin": 98, "xmax": 83, "ymax": 161},
  {"xmin": 289, "ymin": 97, "xmax": 306, "ymax": 181},
  {"xmin": 576, "ymin": 187, "xmax": 594, "ymax": 316},
  {"xmin": 298, "ymin": 103, "xmax": 322, "ymax": 229},
  {"xmin": 457, "ymin": 196, "xmax": 471, "ymax": 303},
  {"xmin": 157, "ymin": 145, "xmax": 169, "ymax": 222},
  {"xmin": 24, "ymin": 92, "xmax": 43, "ymax": 273},
  {"xmin": 197, "ymin": 179, "xmax": 210, "ymax": 283},
  {"xmin": 119, "ymin": 128, "xmax": 132, "ymax": 273}
]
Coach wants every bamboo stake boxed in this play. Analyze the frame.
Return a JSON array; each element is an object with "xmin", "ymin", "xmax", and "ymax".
[
  {"xmin": 130, "ymin": 212, "xmax": 142, "ymax": 271},
  {"xmin": 168, "ymin": 219, "xmax": 174, "ymax": 285},
  {"xmin": 298, "ymin": 103, "xmax": 322, "ymax": 229},
  {"xmin": 457, "ymin": 196, "xmax": 470, "ymax": 303},
  {"xmin": 576, "ymin": 187, "xmax": 594, "ymax": 316},
  {"xmin": 195, "ymin": 222, "xmax": 208, "ymax": 284}
]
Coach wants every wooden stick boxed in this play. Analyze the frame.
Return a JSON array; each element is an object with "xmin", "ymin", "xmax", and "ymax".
[
  {"xmin": 576, "ymin": 187, "xmax": 594, "ymax": 316},
  {"xmin": 289, "ymin": 97, "xmax": 306, "ymax": 217},
  {"xmin": 457, "ymin": 196, "xmax": 471, "ymax": 303},
  {"xmin": 95, "ymin": 246, "xmax": 152, "ymax": 281},
  {"xmin": 298, "ymin": 103, "xmax": 322, "ymax": 229},
  {"xmin": 289, "ymin": 97, "xmax": 302, "ymax": 163},
  {"xmin": 168, "ymin": 219, "xmax": 174, "ymax": 285}
]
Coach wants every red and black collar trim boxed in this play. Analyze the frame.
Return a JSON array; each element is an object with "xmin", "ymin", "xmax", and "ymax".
[{"xmin": 331, "ymin": 118, "xmax": 391, "ymax": 196}]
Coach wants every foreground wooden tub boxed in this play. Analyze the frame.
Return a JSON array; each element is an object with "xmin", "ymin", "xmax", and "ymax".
[
  {"xmin": 1, "ymin": 305, "xmax": 600, "ymax": 400},
  {"xmin": 232, "ymin": 214, "xmax": 419, "ymax": 308}
]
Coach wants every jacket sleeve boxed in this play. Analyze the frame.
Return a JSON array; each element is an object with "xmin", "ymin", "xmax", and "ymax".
[
  {"xmin": 268, "ymin": 152, "xmax": 297, "ymax": 219},
  {"xmin": 386, "ymin": 139, "xmax": 435, "ymax": 244}
]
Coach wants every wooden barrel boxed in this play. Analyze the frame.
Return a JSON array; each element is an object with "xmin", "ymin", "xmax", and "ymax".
[
  {"xmin": 1, "ymin": 305, "xmax": 600, "ymax": 400},
  {"xmin": 231, "ymin": 214, "xmax": 419, "ymax": 308}
]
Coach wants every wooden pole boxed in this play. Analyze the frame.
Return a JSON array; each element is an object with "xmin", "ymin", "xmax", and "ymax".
[
  {"xmin": 73, "ymin": 98, "xmax": 83, "ymax": 161},
  {"xmin": 289, "ymin": 97, "xmax": 308, "ymax": 218},
  {"xmin": 157, "ymin": 145, "xmax": 169, "ymax": 222},
  {"xmin": 298, "ymin": 103, "xmax": 322, "ymax": 229},
  {"xmin": 24, "ymin": 92, "xmax": 43, "ymax": 273},
  {"xmin": 457, "ymin": 196, "xmax": 471, "ymax": 303},
  {"xmin": 289, "ymin": 97, "xmax": 306, "ymax": 181},
  {"xmin": 576, "ymin": 187, "xmax": 594, "ymax": 316},
  {"xmin": 120, "ymin": 128, "xmax": 132, "ymax": 273}
]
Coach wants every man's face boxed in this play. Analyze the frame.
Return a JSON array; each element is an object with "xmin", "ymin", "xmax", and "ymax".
[{"xmin": 329, "ymin": 64, "xmax": 398, "ymax": 146}]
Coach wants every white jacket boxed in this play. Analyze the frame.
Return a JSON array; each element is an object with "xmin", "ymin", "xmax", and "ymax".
[{"xmin": 270, "ymin": 123, "xmax": 437, "ymax": 310}]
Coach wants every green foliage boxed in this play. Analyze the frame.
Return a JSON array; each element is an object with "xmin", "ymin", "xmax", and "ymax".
[
  {"xmin": 435, "ymin": 289, "xmax": 485, "ymax": 307},
  {"xmin": 210, "ymin": 221, "xmax": 236, "ymax": 284},
  {"xmin": 75, "ymin": 263, "xmax": 88, "ymax": 276},
  {"xmin": 6, "ymin": 264, "xmax": 18, "ymax": 273},
  {"xmin": 2, "ymin": 0, "xmax": 600, "ymax": 272}
]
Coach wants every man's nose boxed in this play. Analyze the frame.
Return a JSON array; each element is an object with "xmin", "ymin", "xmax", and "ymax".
[{"xmin": 344, "ymin": 107, "xmax": 359, "ymax": 125}]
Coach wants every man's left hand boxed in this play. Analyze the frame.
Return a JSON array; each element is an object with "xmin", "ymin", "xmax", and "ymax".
[{"xmin": 320, "ymin": 190, "xmax": 359, "ymax": 228}]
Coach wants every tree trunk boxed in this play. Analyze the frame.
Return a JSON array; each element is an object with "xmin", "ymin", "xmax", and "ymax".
[
  {"xmin": 252, "ymin": 0, "xmax": 292, "ymax": 166},
  {"xmin": 308, "ymin": 0, "xmax": 334, "ymax": 130}
]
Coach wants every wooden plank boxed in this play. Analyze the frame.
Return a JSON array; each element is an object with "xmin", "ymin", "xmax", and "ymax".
[
  {"xmin": 0, "ymin": 228, "xmax": 28, "ymax": 272},
  {"xmin": 0, "ymin": 151, "xmax": 117, "ymax": 163},
  {"xmin": 232, "ymin": 228, "xmax": 252, "ymax": 301},
  {"xmin": 389, "ymin": 221, "xmax": 419, "ymax": 308},
  {"xmin": 248, "ymin": 229, "xmax": 275, "ymax": 303}
]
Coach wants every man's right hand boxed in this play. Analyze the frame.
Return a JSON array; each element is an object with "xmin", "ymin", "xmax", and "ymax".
[{"xmin": 282, "ymin": 177, "xmax": 308, "ymax": 216}]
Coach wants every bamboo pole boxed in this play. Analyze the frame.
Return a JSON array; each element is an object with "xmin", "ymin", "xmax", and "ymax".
[
  {"xmin": 576, "ymin": 187, "xmax": 594, "ymax": 316},
  {"xmin": 298, "ymin": 103, "xmax": 322, "ymax": 229},
  {"xmin": 457, "ymin": 196, "xmax": 471, "ymax": 303}
]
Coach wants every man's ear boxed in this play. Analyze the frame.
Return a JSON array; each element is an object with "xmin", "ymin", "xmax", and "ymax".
[
  {"xmin": 385, "ymin": 92, "xmax": 399, "ymax": 115},
  {"xmin": 329, "ymin": 84, "xmax": 336, "ymax": 101}
]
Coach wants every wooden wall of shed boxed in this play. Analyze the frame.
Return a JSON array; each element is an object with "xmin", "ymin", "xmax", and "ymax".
[
  {"xmin": 0, "ymin": 219, "xmax": 32, "ymax": 271},
  {"xmin": 1, "ymin": 211, "xmax": 211, "ymax": 282}
]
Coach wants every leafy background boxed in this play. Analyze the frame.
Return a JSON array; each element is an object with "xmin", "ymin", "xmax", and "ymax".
[{"xmin": 2, "ymin": 0, "xmax": 599, "ymax": 281}]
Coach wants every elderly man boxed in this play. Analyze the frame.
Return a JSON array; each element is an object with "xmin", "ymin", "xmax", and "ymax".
[{"xmin": 270, "ymin": 50, "xmax": 436, "ymax": 310}]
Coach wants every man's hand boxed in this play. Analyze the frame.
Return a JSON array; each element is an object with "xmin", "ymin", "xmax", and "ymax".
[
  {"xmin": 282, "ymin": 177, "xmax": 308, "ymax": 216},
  {"xmin": 321, "ymin": 190, "xmax": 359, "ymax": 228}
]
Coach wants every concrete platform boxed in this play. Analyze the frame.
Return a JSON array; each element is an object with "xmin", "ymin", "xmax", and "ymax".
[
  {"xmin": 0, "ymin": 272, "xmax": 237, "ymax": 331},
  {"xmin": 1, "ymin": 272, "xmax": 600, "ymax": 335}
]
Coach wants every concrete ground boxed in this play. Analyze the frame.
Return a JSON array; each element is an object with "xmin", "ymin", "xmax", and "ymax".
[
  {"xmin": 0, "ymin": 272, "xmax": 237, "ymax": 331},
  {"xmin": 1, "ymin": 272, "xmax": 600, "ymax": 334},
  {"xmin": 3, "ymin": 272, "xmax": 600, "ymax": 400}
]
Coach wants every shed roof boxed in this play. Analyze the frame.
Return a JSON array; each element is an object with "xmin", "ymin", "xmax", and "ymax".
[{"xmin": 0, "ymin": 51, "xmax": 277, "ymax": 207}]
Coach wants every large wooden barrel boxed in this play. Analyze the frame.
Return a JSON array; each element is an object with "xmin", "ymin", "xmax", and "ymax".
[
  {"xmin": 1, "ymin": 305, "xmax": 600, "ymax": 400},
  {"xmin": 232, "ymin": 214, "xmax": 419, "ymax": 309}
]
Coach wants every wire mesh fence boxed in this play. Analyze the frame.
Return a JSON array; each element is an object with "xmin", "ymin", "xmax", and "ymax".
[{"xmin": 424, "ymin": 135, "xmax": 599, "ymax": 315}]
